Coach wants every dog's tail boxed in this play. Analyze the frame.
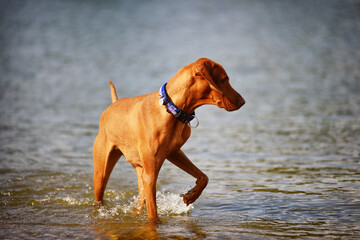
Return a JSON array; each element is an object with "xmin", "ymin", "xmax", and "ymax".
[{"xmin": 109, "ymin": 81, "xmax": 118, "ymax": 103}]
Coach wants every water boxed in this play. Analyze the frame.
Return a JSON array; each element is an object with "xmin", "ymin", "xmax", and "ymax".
[{"xmin": 1, "ymin": 0, "xmax": 360, "ymax": 239}]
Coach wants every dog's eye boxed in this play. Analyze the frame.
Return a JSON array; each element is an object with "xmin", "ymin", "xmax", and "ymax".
[{"xmin": 220, "ymin": 77, "xmax": 228, "ymax": 84}]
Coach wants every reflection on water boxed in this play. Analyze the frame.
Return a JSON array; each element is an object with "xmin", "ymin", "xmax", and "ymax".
[{"xmin": 1, "ymin": 0, "xmax": 360, "ymax": 239}]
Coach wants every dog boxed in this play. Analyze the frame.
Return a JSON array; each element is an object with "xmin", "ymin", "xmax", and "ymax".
[{"xmin": 93, "ymin": 58, "xmax": 245, "ymax": 222}]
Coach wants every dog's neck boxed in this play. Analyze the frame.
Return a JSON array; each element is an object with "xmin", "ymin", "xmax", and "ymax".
[
  {"xmin": 166, "ymin": 82, "xmax": 197, "ymax": 115},
  {"xmin": 159, "ymin": 83, "xmax": 195, "ymax": 124},
  {"xmin": 165, "ymin": 66, "xmax": 204, "ymax": 115}
]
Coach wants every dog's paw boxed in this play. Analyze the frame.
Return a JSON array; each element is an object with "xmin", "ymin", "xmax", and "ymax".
[
  {"xmin": 180, "ymin": 176, "xmax": 209, "ymax": 205},
  {"xmin": 180, "ymin": 188, "xmax": 201, "ymax": 206}
]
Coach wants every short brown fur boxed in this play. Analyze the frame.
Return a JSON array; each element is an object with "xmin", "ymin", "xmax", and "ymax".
[{"xmin": 93, "ymin": 58, "xmax": 245, "ymax": 222}]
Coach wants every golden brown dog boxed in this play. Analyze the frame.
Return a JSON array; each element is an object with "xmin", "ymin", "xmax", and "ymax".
[{"xmin": 93, "ymin": 58, "xmax": 245, "ymax": 222}]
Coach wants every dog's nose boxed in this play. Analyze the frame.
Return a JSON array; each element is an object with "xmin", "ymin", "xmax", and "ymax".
[
  {"xmin": 232, "ymin": 97, "xmax": 245, "ymax": 111},
  {"xmin": 238, "ymin": 96, "xmax": 245, "ymax": 108}
]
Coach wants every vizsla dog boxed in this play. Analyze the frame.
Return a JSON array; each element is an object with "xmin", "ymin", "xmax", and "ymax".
[{"xmin": 93, "ymin": 58, "xmax": 245, "ymax": 222}]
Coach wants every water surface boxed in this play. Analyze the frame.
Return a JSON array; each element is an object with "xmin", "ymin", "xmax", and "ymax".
[{"xmin": 1, "ymin": 0, "xmax": 360, "ymax": 239}]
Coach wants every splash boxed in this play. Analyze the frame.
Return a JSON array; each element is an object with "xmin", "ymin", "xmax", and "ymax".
[
  {"xmin": 30, "ymin": 189, "xmax": 193, "ymax": 219},
  {"xmin": 156, "ymin": 191, "xmax": 193, "ymax": 216},
  {"xmin": 95, "ymin": 190, "xmax": 193, "ymax": 219}
]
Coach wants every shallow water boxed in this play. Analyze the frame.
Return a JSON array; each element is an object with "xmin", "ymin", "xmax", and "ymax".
[{"xmin": 1, "ymin": 0, "xmax": 360, "ymax": 239}]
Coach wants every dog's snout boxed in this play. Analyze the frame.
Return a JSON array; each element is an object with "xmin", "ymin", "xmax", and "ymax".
[{"xmin": 224, "ymin": 94, "xmax": 245, "ymax": 111}]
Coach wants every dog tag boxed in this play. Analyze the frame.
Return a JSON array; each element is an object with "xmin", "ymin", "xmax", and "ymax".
[{"xmin": 159, "ymin": 99, "xmax": 164, "ymax": 106}]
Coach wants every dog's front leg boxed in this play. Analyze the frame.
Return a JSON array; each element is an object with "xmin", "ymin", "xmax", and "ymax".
[
  {"xmin": 134, "ymin": 166, "xmax": 146, "ymax": 213},
  {"xmin": 142, "ymin": 170, "xmax": 158, "ymax": 222},
  {"xmin": 167, "ymin": 150, "xmax": 209, "ymax": 205},
  {"xmin": 140, "ymin": 152, "xmax": 165, "ymax": 223}
]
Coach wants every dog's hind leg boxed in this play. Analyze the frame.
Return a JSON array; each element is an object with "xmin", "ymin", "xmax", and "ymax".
[{"xmin": 93, "ymin": 134, "xmax": 122, "ymax": 204}]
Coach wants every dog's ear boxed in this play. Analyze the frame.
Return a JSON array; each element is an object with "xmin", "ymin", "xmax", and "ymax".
[{"xmin": 195, "ymin": 58, "xmax": 223, "ymax": 93}]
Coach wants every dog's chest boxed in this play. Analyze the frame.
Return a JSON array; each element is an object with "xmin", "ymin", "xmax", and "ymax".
[{"xmin": 161, "ymin": 125, "xmax": 191, "ymax": 152}]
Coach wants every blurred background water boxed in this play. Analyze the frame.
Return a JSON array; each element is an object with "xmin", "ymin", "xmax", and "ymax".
[{"xmin": 1, "ymin": 0, "xmax": 359, "ymax": 239}]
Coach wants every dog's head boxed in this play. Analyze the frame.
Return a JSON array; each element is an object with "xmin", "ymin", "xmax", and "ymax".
[{"xmin": 194, "ymin": 58, "xmax": 245, "ymax": 111}]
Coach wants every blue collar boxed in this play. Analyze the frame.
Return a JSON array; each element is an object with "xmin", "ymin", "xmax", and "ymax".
[{"xmin": 159, "ymin": 83, "xmax": 195, "ymax": 124}]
